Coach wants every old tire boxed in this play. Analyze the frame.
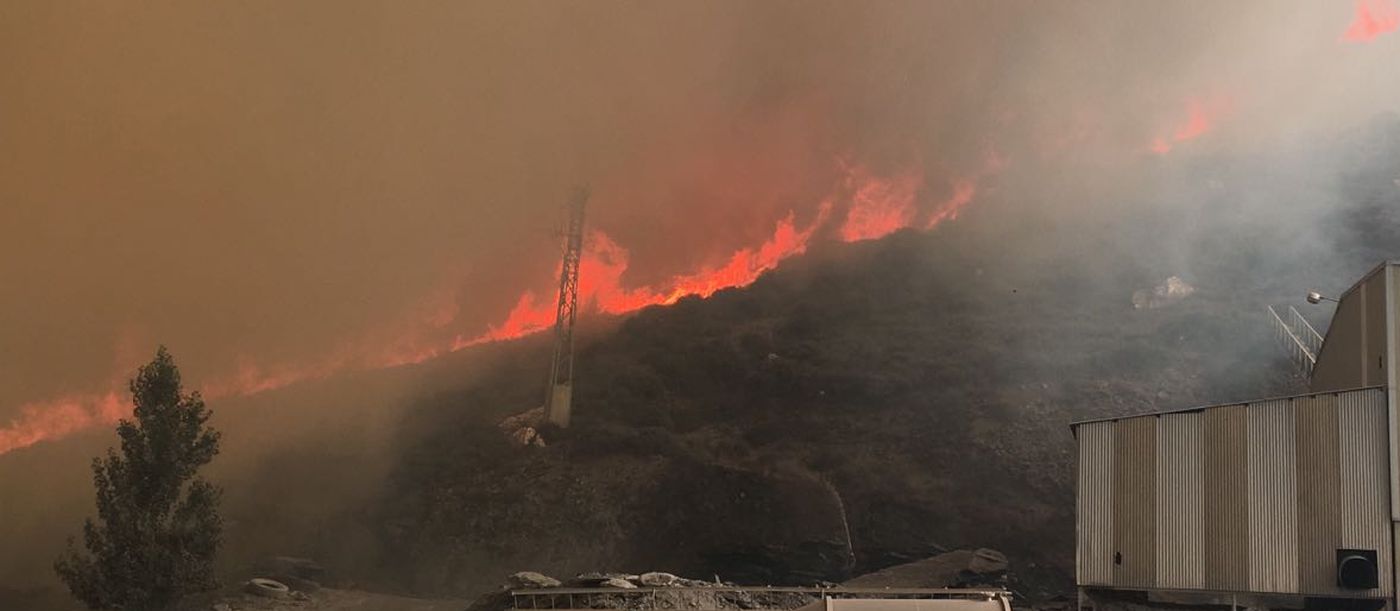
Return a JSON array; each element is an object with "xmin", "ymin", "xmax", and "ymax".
[{"xmin": 245, "ymin": 577, "xmax": 291, "ymax": 599}]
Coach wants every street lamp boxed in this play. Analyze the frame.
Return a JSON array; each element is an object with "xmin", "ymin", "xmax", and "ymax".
[{"xmin": 1307, "ymin": 291, "xmax": 1339, "ymax": 305}]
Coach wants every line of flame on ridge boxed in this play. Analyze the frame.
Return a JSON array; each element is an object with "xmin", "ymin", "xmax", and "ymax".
[{"xmin": 0, "ymin": 162, "xmax": 985, "ymax": 456}]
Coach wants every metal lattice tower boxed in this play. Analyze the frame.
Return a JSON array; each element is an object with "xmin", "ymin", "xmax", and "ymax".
[{"xmin": 544, "ymin": 187, "xmax": 588, "ymax": 427}]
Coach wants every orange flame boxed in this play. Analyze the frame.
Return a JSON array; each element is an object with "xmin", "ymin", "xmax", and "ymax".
[
  {"xmin": 0, "ymin": 391, "xmax": 125, "ymax": 455},
  {"xmin": 1343, "ymin": 0, "xmax": 1400, "ymax": 42},
  {"xmin": 0, "ymin": 157, "xmax": 998, "ymax": 456},
  {"xmin": 839, "ymin": 166, "xmax": 923, "ymax": 242},
  {"xmin": 455, "ymin": 203, "xmax": 834, "ymax": 348}
]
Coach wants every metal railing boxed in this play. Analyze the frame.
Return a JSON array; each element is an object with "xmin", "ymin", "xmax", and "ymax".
[
  {"xmin": 1288, "ymin": 306, "xmax": 1323, "ymax": 357},
  {"xmin": 1267, "ymin": 305, "xmax": 1323, "ymax": 376}
]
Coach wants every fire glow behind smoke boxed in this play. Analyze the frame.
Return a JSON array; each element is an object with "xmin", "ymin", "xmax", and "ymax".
[
  {"xmin": 1344, "ymin": 0, "xmax": 1400, "ymax": 42},
  {"xmin": 1150, "ymin": 97, "xmax": 1233, "ymax": 155},
  {"xmin": 0, "ymin": 73, "xmax": 1241, "ymax": 457},
  {"xmin": 925, "ymin": 180, "xmax": 978, "ymax": 230},
  {"xmin": 0, "ymin": 392, "xmax": 125, "ymax": 455},
  {"xmin": 4, "ymin": 2, "xmax": 1392, "ymax": 459},
  {"xmin": 0, "ymin": 162, "xmax": 970, "ymax": 456}
]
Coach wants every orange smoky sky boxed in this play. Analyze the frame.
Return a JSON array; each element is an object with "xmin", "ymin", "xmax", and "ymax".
[{"xmin": 2, "ymin": 2, "xmax": 1398, "ymax": 452}]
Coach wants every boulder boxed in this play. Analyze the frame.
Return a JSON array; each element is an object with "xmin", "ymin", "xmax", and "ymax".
[
  {"xmin": 510, "ymin": 427, "xmax": 541, "ymax": 447},
  {"xmin": 507, "ymin": 571, "xmax": 562, "ymax": 589},
  {"xmin": 637, "ymin": 572, "xmax": 679, "ymax": 587},
  {"xmin": 1132, "ymin": 276, "xmax": 1195, "ymax": 309},
  {"xmin": 572, "ymin": 572, "xmax": 638, "ymax": 586},
  {"xmin": 600, "ymin": 577, "xmax": 638, "ymax": 589}
]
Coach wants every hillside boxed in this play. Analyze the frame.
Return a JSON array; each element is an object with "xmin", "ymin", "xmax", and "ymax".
[
  {"xmin": 368, "ymin": 234, "xmax": 1287, "ymax": 602},
  {"xmin": 5, "ymin": 118, "xmax": 1398, "ymax": 611},
  {"xmin": 362, "ymin": 118, "xmax": 1400, "ymax": 602}
]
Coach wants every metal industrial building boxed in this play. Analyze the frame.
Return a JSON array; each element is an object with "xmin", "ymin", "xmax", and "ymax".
[{"xmin": 1074, "ymin": 262, "xmax": 1400, "ymax": 611}]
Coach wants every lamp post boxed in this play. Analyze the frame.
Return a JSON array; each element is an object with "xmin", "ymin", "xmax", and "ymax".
[{"xmin": 1306, "ymin": 291, "xmax": 1340, "ymax": 305}]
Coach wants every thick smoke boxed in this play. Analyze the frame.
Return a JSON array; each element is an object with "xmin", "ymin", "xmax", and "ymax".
[
  {"xmin": 3, "ymin": 2, "xmax": 1397, "ymax": 445},
  {"xmin": 1, "ymin": 0, "xmax": 1398, "ymax": 598}
]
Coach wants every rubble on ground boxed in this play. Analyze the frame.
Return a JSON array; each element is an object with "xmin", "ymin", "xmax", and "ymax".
[
  {"xmin": 637, "ymin": 572, "xmax": 679, "ymax": 587},
  {"xmin": 467, "ymin": 569, "xmax": 809, "ymax": 611},
  {"xmin": 499, "ymin": 569, "xmax": 728, "ymax": 592},
  {"xmin": 498, "ymin": 408, "xmax": 547, "ymax": 447},
  {"xmin": 471, "ymin": 554, "xmax": 1011, "ymax": 611},
  {"xmin": 1132, "ymin": 276, "xmax": 1195, "ymax": 309},
  {"xmin": 507, "ymin": 572, "xmax": 562, "ymax": 589}
]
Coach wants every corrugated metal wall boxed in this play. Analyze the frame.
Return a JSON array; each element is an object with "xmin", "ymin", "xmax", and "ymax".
[
  {"xmin": 1247, "ymin": 398, "xmax": 1299, "ymax": 593},
  {"xmin": 1294, "ymin": 396, "xmax": 1338, "ymax": 593},
  {"xmin": 1389, "ymin": 267, "xmax": 1400, "ymax": 522},
  {"xmin": 1203, "ymin": 405, "xmax": 1249, "ymax": 590},
  {"xmin": 1312, "ymin": 264, "xmax": 1394, "ymax": 394},
  {"xmin": 1312, "ymin": 282, "xmax": 1368, "ymax": 392},
  {"xmin": 1075, "ymin": 388, "xmax": 1391, "ymax": 597},
  {"xmin": 1339, "ymin": 389, "xmax": 1391, "ymax": 596},
  {"xmin": 1367, "ymin": 272, "xmax": 1389, "ymax": 388},
  {"xmin": 1155, "ymin": 412, "xmax": 1203, "ymax": 589},
  {"xmin": 1077, "ymin": 421, "xmax": 1114, "ymax": 585},
  {"xmin": 1113, "ymin": 417, "xmax": 1157, "ymax": 587}
]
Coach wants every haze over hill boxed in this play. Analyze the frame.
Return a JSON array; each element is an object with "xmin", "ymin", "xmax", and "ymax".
[
  {"xmin": 364, "ymin": 118, "xmax": 1400, "ymax": 599},
  {"xmin": 5, "ymin": 111, "xmax": 1399, "ymax": 610},
  {"xmin": 3, "ymin": 2, "xmax": 1400, "ymax": 610},
  {"xmin": 4, "ymin": 1, "xmax": 1399, "ymax": 454}
]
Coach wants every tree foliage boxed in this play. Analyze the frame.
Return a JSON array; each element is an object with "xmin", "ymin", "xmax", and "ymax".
[{"xmin": 55, "ymin": 346, "xmax": 223, "ymax": 610}]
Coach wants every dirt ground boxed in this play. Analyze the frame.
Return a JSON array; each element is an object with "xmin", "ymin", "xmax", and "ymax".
[{"xmin": 214, "ymin": 587, "xmax": 466, "ymax": 611}]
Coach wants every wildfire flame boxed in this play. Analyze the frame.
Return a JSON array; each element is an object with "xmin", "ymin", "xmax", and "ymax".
[
  {"xmin": 1150, "ymin": 97, "xmax": 1232, "ymax": 155},
  {"xmin": 925, "ymin": 180, "xmax": 977, "ymax": 230},
  {"xmin": 839, "ymin": 166, "xmax": 923, "ymax": 242},
  {"xmin": 1343, "ymin": 0, "xmax": 1400, "ymax": 42},
  {"xmin": 0, "ymin": 159, "xmax": 988, "ymax": 456},
  {"xmin": 455, "ymin": 205, "xmax": 835, "ymax": 350},
  {"xmin": 0, "ymin": 392, "xmax": 125, "ymax": 456}
]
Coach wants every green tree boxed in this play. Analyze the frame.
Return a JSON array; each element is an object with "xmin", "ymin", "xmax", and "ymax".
[{"xmin": 55, "ymin": 346, "xmax": 223, "ymax": 610}]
